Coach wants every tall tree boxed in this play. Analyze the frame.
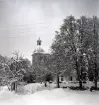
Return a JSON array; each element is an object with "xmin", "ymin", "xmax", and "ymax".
[
  {"xmin": 51, "ymin": 16, "xmax": 77, "ymax": 88},
  {"xmin": 51, "ymin": 16, "xmax": 96, "ymax": 89},
  {"xmin": 92, "ymin": 16, "xmax": 99, "ymax": 89},
  {"xmin": 76, "ymin": 16, "xmax": 89, "ymax": 88}
]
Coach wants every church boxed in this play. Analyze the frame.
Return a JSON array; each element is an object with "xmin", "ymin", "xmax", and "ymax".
[{"xmin": 31, "ymin": 38, "xmax": 77, "ymax": 83}]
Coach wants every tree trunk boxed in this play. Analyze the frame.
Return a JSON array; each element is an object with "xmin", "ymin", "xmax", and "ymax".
[
  {"xmin": 13, "ymin": 82, "xmax": 15, "ymax": 91},
  {"xmin": 57, "ymin": 75, "xmax": 60, "ymax": 88},
  {"xmin": 15, "ymin": 82, "xmax": 17, "ymax": 92},
  {"xmin": 79, "ymin": 65, "xmax": 83, "ymax": 90},
  {"xmin": 94, "ymin": 63, "xmax": 98, "ymax": 89},
  {"xmin": 45, "ymin": 81, "xmax": 47, "ymax": 87},
  {"xmin": 94, "ymin": 78, "xmax": 97, "ymax": 89},
  {"xmin": 79, "ymin": 78, "xmax": 82, "ymax": 89},
  {"xmin": 7, "ymin": 84, "xmax": 11, "ymax": 91},
  {"xmin": 75, "ymin": 56, "xmax": 83, "ymax": 90}
]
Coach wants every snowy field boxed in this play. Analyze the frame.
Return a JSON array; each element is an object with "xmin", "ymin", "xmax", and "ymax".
[{"xmin": 0, "ymin": 83, "xmax": 99, "ymax": 105}]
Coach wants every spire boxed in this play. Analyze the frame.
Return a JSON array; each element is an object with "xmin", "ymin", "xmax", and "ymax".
[{"xmin": 37, "ymin": 37, "xmax": 42, "ymax": 46}]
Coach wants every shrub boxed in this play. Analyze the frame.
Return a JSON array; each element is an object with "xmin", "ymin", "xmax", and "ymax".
[
  {"xmin": 90, "ymin": 86, "xmax": 99, "ymax": 92},
  {"xmin": 68, "ymin": 86, "xmax": 89, "ymax": 90},
  {"xmin": 23, "ymin": 73, "xmax": 35, "ymax": 83}
]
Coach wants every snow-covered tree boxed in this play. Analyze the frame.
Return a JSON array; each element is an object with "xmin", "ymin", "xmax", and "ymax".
[
  {"xmin": 51, "ymin": 16, "xmax": 77, "ymax": 88},
  {"xmin": 51, "ymin": 15, "xmax": 99, "ymax": 89}
]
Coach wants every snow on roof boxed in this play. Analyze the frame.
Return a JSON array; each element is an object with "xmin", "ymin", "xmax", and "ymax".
[{"xmin": 33, "ymin": 46, "xmax": 45, "ymax": 54}]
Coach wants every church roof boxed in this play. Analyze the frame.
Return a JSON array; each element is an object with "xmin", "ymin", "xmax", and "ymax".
[{"xmin": 33, "ymin": 46, "xmax": 45, "ymax": 54}]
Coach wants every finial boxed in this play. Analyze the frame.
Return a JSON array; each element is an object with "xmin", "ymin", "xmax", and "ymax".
[{"xmin": 37, "ymin": 37, "xmax": 42, "ymax": 46}]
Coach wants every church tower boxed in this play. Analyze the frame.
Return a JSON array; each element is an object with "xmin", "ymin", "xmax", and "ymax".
[
  {"xmin": 31, "ymin": 38, "xmax": 51, "ymax": 82},
  {"xmin": 32, "ymin": 38, "xmax": 44, "ymax": 70}
]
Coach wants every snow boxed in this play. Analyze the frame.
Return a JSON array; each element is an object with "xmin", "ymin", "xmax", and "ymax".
[
  {"xmin": 16, "ymin": 83, "xmax": 45, "ymax": 94},
  {"xmin": 0, "ymin": 83, "xmax": 99, "ymax": 105}
]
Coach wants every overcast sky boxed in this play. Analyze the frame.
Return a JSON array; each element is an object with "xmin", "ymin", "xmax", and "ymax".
[{"xmin": 0, "ymin": 0, "xmax": 99, "ymax": 61}]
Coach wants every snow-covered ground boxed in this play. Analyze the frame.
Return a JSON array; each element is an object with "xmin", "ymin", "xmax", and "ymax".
[{"xmin": 0, "ymin": 83, "xmax": 99, "ymax": 105}]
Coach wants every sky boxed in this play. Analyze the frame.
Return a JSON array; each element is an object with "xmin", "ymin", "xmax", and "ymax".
[{"xmin": 0, "ymin": 0, "xmax": 99, "ymax": 61}]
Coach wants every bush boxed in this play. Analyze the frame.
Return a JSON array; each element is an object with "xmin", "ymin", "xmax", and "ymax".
[
  {"xmin": 70, "ymin": 81, "xmax": 79, "ymax": 84},
  {"xmin": 49, "ymin": 81, "xmax": 53, "ymax": 83},
  {"xmin": 45, "ymin": 73, "xmax": 53, "ymax": 82},
  {"xmin": 59, "ymin": 81, "xmax": 62, "ymax": 83},
  {"xmin": 68, "ymin": 86, "xmax": 89, "ymax": 90},
  {"xmin": 83, "ymin": 81, "xmax": 87, "ymax": 84},
  {"xmin": 90, "ymin": 86, "xmax": 99, "ymax": 92},
  {"xmin": 62, "ymin": 86, "xmax": 67, "ymax": 88},
  {"xmin": 23, "ymin": 73, "xmax": 35, "ymax": 83}
]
